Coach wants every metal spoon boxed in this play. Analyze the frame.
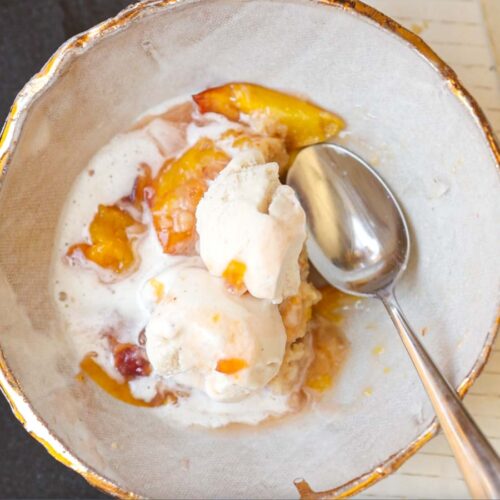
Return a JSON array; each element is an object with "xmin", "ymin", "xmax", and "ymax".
[{"xmin": 287, "ymin": 142, "xmax": 500, "ymax": 499}]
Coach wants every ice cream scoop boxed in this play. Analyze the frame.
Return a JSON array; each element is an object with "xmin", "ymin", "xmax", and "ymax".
[
  {"xmin": 144, "ymin": 262, "xmax": 286, "ymax": 402},
  {"xmin": 196, "ymin": 153, "xmax": 306, "ymax": 303}
]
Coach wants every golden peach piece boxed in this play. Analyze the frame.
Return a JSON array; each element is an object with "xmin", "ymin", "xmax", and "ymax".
[
  {"xmin": 222, "ymin": 259, "xmax": 247, "ymax": 295},
  {"xmin": 313, "ymin": 285, "xmax": 357, "ymax": 325},
  {"xmin": 193, "ymin": 82, "xmax": 344, "ymax": 149},
  {"xmin": 79, "ymin": 354, "xmax": 173, "ymax": 407},
  {"xmin": 194, "ymin": 84, "xmax": 238, "ymax": 120},
  {"xmin": 151, "ymin": 138, "xmax": 230, "ymax": 255},
  {"xmin": 67, "ymin": 204, "xmax": 144, "ymax": 274},
  {"xmin": 216, "ymin": 358, "xmax": 248, "ymax": 375},
  {"xmin": 148, "ymin": 278, "xmax": 165, "ymax": 303},
  {"xmin": 306, "ymin": 374, "xmax": 333, "ymax": 392}
]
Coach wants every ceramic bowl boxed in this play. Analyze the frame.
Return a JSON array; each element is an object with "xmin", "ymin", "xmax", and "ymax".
[{"xmin": 0, "ymin": 0, "xmax": 498, "ymax": 498}]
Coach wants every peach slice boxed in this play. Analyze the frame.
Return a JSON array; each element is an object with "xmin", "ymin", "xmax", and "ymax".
[
  {"xmin": 313, "ymin": 285, "xmax": 357, "ymax": 325},
  {"xmin": 78, "ymin": 354, "xmax": 175, "ymax": 407},
  {"xmin": 193, "ymin": 82, "xmax": 344, "ymax": 149},
  {"xmin": 67, "ymin": 204, "xmax": 144, "ymax": 274},
  {"xmin": 222, "ymin": 259, "xmax": 247, "ymax": 295},
  {"xmin": 148, "ymin": 278, "xmax": 165, "ymax": 303},
  {"xmin": 216, "ymin": 358, "xmax": 248, "ymax": 375},
  {"xmin": 151, "ymin": 138, "xmax": 230, "ymax": 255}
]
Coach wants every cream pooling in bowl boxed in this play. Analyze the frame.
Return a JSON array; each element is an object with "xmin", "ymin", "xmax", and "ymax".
[{"xmin": 52, "ymin": 92, "xmax": 324, "ymax": 427}]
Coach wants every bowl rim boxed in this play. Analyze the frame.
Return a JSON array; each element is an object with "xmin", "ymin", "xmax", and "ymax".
[{"xmin": 0, "ymin": 0, "xmax": 498, "ymax": 498}]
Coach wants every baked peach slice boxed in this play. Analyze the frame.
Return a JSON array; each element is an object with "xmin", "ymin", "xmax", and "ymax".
[
  {"xmin": 151, "ymin": 138, "xmax": 230, "ymax": 255},
  {"xmin": 216, "ymin": 358, "xmax": 248, "ymax": 375},
  {"xmin": 222, "ymin": 259, "xmax": 247, "ymax": 295},
  {"xmin": 193, "ymin": 82, "xmax": 344, "ymax": 149},
  {"xmin": 67, "ymin": 204, "xmax": 144, "ymax": 274},
  {"xmin": 78, "ymin": 353, "xmax": 176, "ymax": 407}
]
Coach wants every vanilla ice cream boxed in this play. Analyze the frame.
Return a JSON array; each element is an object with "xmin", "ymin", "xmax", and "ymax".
[
  {"xmin": 53, "ymin": 96, "xmax": 313, "ymax": 427},
  {"xmin": 196, "ymin": 153, "xmax": 306, "ymax": 304},
  {"xmin": 144, "ymin": 261, "xmax": 286, "ymax": 402}
]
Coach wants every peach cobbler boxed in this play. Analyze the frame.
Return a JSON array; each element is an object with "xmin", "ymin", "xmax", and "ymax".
[{"xmin": 53, "ymin": 83, "xmax": 349, "ymax": 427}]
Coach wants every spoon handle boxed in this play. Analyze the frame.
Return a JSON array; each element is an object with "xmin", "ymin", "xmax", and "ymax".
[{"xmin": 379, "ymin": 289, "xmax": 500, "ymax": 499}]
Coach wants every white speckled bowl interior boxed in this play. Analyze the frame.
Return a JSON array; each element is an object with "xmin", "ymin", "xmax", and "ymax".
[{"xmin": 0, "ymin": 0, "xmax": 498, "ymax": 498}]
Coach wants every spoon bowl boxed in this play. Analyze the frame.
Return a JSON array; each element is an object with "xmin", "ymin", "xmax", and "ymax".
[{"xmin": 287, "ymin": 143, "xmax": 409, "ymax": 296}]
